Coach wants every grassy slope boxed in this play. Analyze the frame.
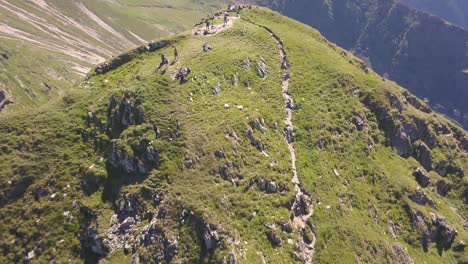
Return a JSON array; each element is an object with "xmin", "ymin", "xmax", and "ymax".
[
  {"xmin": 0, "ymin": 0, "xmax": 227, "ymax": 111},
  {"xmin": 243, "ymin": 8, "xmax": 467, "ymax": 263},
  {"xmin": 0, "ymin": 6, "xmax": 466, "ymax": 264}
]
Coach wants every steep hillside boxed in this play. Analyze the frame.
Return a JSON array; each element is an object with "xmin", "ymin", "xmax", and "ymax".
[
  {"xmin": 399, "ymin": 0, "xmax": 468, "ymax": 29},
  {"xmin": 256, "ymin": 0, "xmax": 468, "ymax": 129},
  {"xmin": 0, "ymin": 0, "xmax": 225, "ymax": 111},
  {"xmin": 0, "ymin": 6, "xmax": 467, "ymax": 264}
]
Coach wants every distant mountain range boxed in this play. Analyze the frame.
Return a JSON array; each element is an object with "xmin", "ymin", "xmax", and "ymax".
[
  {"xmin": 257, "ymin": 0, "xmax": 468, "ymax": 128},
  {"xmin": 399, "ymin": 0, "xmax": 468, "ymax": 29}
]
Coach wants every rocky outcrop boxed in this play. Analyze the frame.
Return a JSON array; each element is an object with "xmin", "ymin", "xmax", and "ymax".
[
  {"xmin": 392, "ymin": 243, "xmax": 414, "ymax": 264},
  {"xmin": 80, "ymin": 207, "xmax": 108, "ymax": 260},
  {"xmin": 107, "ymin": 93, "xmax": 144, "ymax": 135},
  {"xmin": 256, "ymin": 179, "xmax": 283, "ymax": 193},
  {"xmin": 413, "ymin": 168, "xmax": 430, "ymax": 187},
  {"xmin": 223, "ymin": 252, "xmax": 238, "ymax": 264},
  {"xmin": 138, "ymin": 215, "xmax": 178, "ymax": 262},
  {"xmin": 266, "ymin": 229, "xmax": 283, "ymax": 246},
  {"xmin": 249, "ymin": 117, "xmax": 267, "ymax": 133},
  {"xmin": 212, "ymin": 82, "xmax": 222, "ymax": 96},
  {"xmin": 108, "ymin": 142, "xmax": 159, "ymax": 176},
  {"xmin": 436, "ymin": 180, "xmax": 451, "ymax": 196},
  {"xmin": 415, "ymin": 143, "xmax": 433, "ymax": 171},
  {"xmin": 409, "ymin": 209, "xmax": 458, "ymax": 252},
  {"xmin": 387, "ymin": 220, "xmax": 400, "ymax": 240},
  {"xmin": 454, "ymin": 240, "xmax": 466, "ymax": 252},
  {"xmin": 202, "ymin": 224, "xmax": 220, "ymax": 251},
  {"xmin": 256, "ymin": 56, "xmax": 268, "ymax": 78},
  {"xmin": 403, "ymin": 91, "xmax": 431, "ymax": 113},
  {"xmin": 353, "ymin": 112, "xmax": 366, "ymax": 131},
  {"xmin": 94, "ymin": 40, "xmax": 169, "ymax": 75},
  {"xmin": 430, "ymin": 212, "xmax": 458, "ymax": 251},
  {"xmin": 246, "ymin": 129, "xmax": 265, "ymax": 152},
  {"xmin": 409, "ymin": 188, "xmax": 435, "ymax": 207},
  {"xmin": 283, "ymin": 126, "xmax": 294, "ymax": 144},
  {"xmin": 409, "ymin": 209, "xmax": 431, "ymax": 251},
  {"xmin": 362, "ymin": 93, "xmax": 439, "ymax": 165}
]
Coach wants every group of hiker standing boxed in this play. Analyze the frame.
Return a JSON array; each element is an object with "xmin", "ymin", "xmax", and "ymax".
[
  {"xmin": 157, "ymin": 9, "xmax": 237, "ymax": 83},
  {"xmin": 205, "ymin": 13, "xmax": 230, "ymax": 33}
]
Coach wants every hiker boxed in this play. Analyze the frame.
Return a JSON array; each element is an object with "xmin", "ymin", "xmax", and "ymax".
[
  {"xmin": 173, "ymin": 46, "xmax": 179, "ymax": 62},
  {"xmin": 281, "ymin": 56, "xmax": 288, "ymax": 70},
  {"xmin": 223, "ymin": 13, "xmax": 229, "ymax": 27},
  {"xmin": 205, "ymin": 19, "xmax": 211, "ymax": 31},
  {"xmin": 202, "ymin": 43, "xmax": 212, "ymax": 52},
  {"xmin": 176, "ymin": 67, "xmax": 191, "ymax": 83},
  {"xmin": 158, "ymin": 54, "xmax": 169, "ymax": 69}
]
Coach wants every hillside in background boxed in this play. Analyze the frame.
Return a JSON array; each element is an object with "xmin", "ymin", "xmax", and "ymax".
[
  {"xmin": 399, "ymin": 0, "xmax": 468, "ymax": 29},
  {"xmin": 0, "ymin": 0, "xmax": 225, "ymax": 111},
  {"xmin": 0, "ymin": 6, "xmax": 466, "ymax": 263},
  {"xmin": 257, "ymin": 0, "xmax": 468, "ymax": 129}
]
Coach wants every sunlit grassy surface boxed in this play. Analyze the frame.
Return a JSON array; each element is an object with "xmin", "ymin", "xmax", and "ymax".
[{"xmin": 0, "ymin": 7, "xmax": 466, "ymax": 264}]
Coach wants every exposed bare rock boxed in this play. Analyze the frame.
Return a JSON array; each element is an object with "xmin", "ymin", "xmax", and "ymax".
[
  {"xmin": 256, "ymin": 179, "xmax": 283, "ymax": 193},
  {"xmin": 415, "ymin": 143, "xmax": 433, "ymax": 171},
  {"xmin": 388, "ymin": 93, "xmax": 404, "ymax": 112},
  {"xmin": 243, "ymin": 58, "xmax": 251, "ymax": 69},
  {"xmin": 246, "ymin": 129, "xmax": 265, "ymax": 152},
  {"xmin": 266, "ymin": 229, "xmax": 282, "ymax": 246},
  {"xmin": 409, "ymin": 209, "xmax": 431, "ymax": 252},
  {"xmin": 250, "ymin": 117, "xmax": 267, "ymax": 133},
  {"xmin": 353, "ymin": 112, "xmax": 366, "ymax": 131},
  {"xmin": 281, "ymin": 222, "xmax": 293, "ymax": 233},
  {"xmin": 409, "ymin": 188, "xmax": 435, "ymax": 208},
  {"xmin": 284, "ymin": 126, "xmax": 294, "ymax": 143},
  {"xmin": 430, "ymin": 212, "xmax": 458, "ymax": 250},
  {"xmin": 223, "ymin": 252, "xmax": 238, "ymax": 264},
  {"xmin": 256, "ymin": 56, "xmax": 268, "ymax": 78},
  {"xmin": 387, "ymin": 220, "xmax": 400, "ymax": 240},
  {"xmin": 108, "ymin": 139, "xmax": 160, "ymax": 176},
  {"xmin": 436, "ymin": 180, "xmax": 451, "ymax": 196},
  {"xmin": 107, "ymin": 93, "xmax": 144, "ymax": 135},
  {"xmin": 212, "ymin": 82, "xmax": 222, "ymax": 96},
  {"xmin": 432, "ymin": 122, "xmax": 450, "ymax": 135},
  {"xmin": 392, "ymin": 243, "xmax": 414, "ymax": 264},
  {"xmin": 454, "ymin": 240, "xmax": 466, "ymax": 252},
  {"xmin": 214, "ymin": 149, "xmax": 226, "ymax": 158},
  {"xmin": 203, "ymin": 224, "xmax": 220, "ymax": 251},
  {"xmin": 80, "ymin": 207, "xmax": 108, "ymax": 259},
  {"xmin": 403, "ymin": 91, "xmax": 431, "ymax": 113},
  {"xmin": 138, "ymin": 215, "xmax": 178, "ymax": 262},
  {"xmin": 435, "ymin": 160, "xmax": 448, "ymax": 177},
  {"xmin": 413, "ymin": 168, "xmax": 430, "ymax": 187}
]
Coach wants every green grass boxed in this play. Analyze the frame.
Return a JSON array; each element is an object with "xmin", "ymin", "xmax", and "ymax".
[
  {"xmin": 0, "ymin": 6, "xmax": 466, "ymax": 264},
  {"xmin": 0, "ymin": 0, "xmax": 229, "ymax": 111}
]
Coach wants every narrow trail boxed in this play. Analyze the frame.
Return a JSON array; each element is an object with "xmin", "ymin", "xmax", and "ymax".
[
  {"xmin": 248, "ymin": 21, "xmax": 317, "ymax": 263},
  {"xmin": 192, "ymin": 14, "xmax": 239, "ymax": 36}
]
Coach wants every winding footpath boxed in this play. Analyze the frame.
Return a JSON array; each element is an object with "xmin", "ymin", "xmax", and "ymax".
[
  {"xmin": 194, "ymin": 10, "xmax": 317, "ymax": 262},
  {"xmin": 254, "ymin": 23, "xmax": 317, "ymax": 263}
]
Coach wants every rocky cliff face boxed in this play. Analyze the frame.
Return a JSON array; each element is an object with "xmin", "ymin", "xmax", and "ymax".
[
  {"xmin": 399, "ymin": 0, "xmax": 468, "ymax": 29},
  {"xmin": 257, "ymin": 0, "xmax": 468, "ymax": 129}
]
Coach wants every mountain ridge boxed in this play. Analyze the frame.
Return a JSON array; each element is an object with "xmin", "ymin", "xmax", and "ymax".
[
  {"xmin": 255, "ymin": 0, "xmax": 468, "ymax": 129},
  {"xmin": 0, "ymin": 5, "xmax": 467, "ymax": 264}
]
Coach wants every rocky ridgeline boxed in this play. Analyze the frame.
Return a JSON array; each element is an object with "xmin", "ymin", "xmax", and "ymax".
[
  {"xmin": 362, "ymin": 90, "xmax": 466, "ymax": 177},
  {"xmin": 92, "ymin": 40, "xmax": 169, "ymax": 76}
]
